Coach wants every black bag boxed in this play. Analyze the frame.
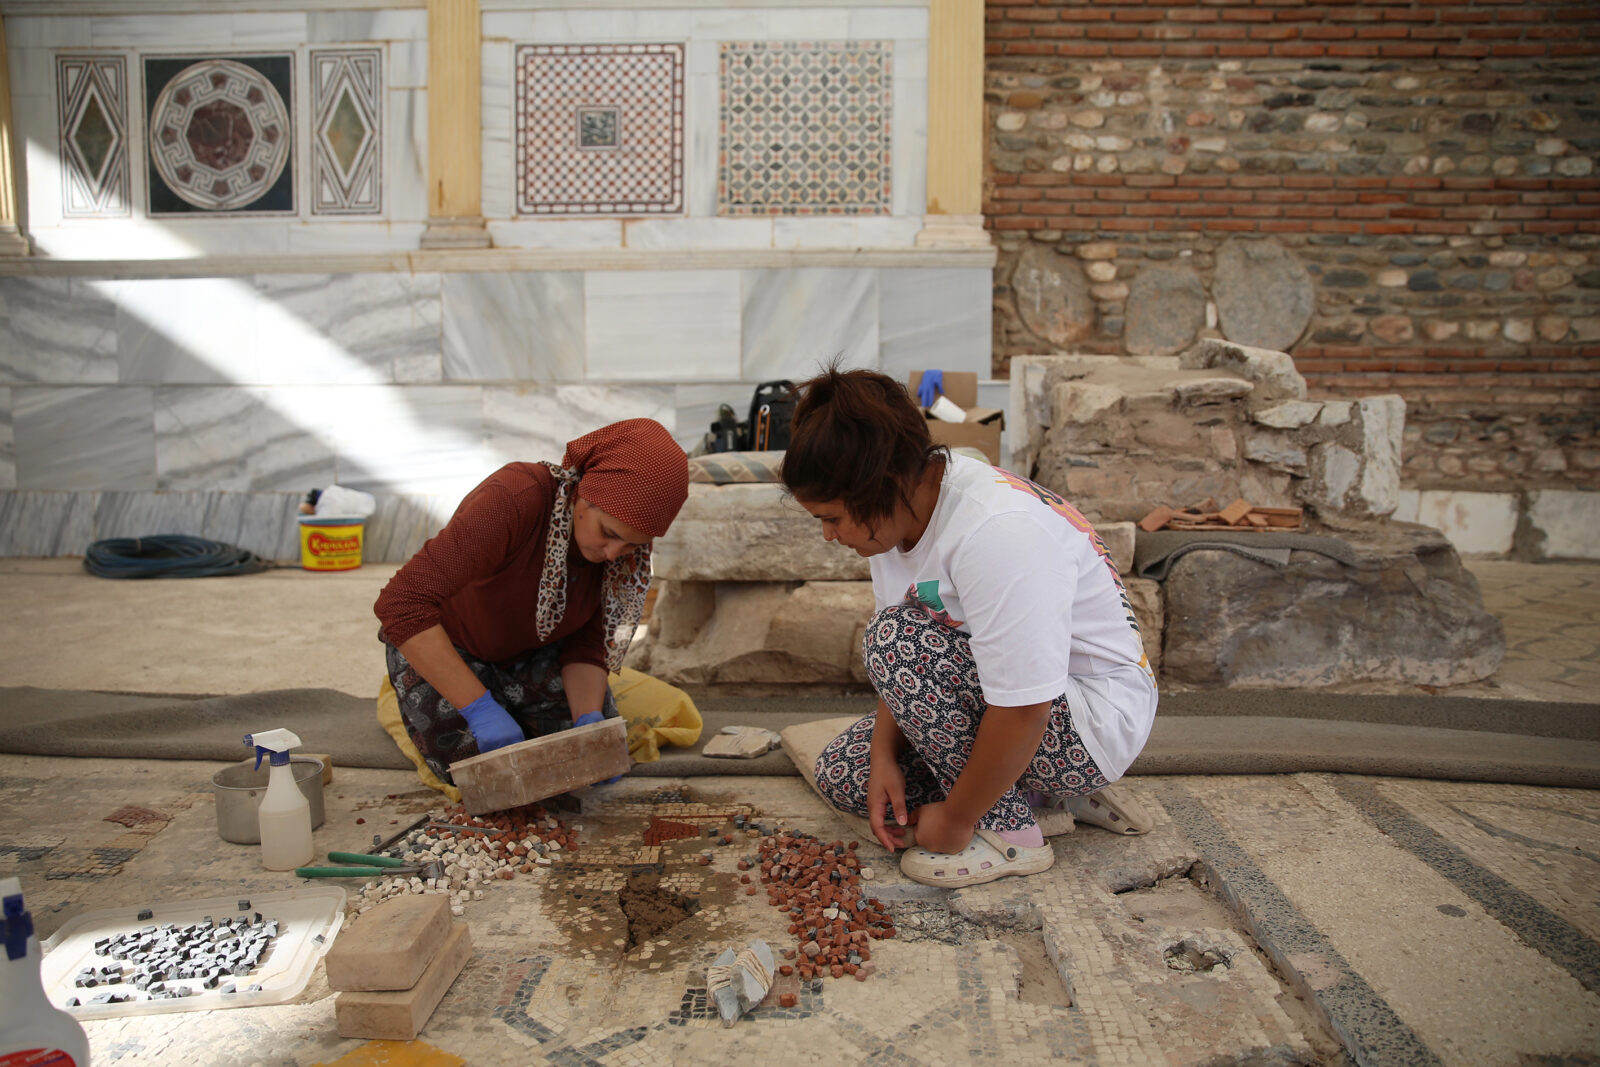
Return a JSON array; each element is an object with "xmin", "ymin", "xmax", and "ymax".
[
  {"xmin": 703, "ymin": 380, "xmax": 797, "ymax": 453},
  {"xmin": 747, "ymin": 380, "xmax": 796, "ymax": 451}
]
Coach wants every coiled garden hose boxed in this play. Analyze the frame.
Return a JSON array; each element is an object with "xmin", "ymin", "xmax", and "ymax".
[{"xmin": 83, "ymin": 535, "xmax": 274, "ymax": 579}]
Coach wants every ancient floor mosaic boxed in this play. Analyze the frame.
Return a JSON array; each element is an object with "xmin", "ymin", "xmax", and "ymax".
[{"xmin": 3, "ymin": 754, "xmax": 1597, "ymax": 1065}]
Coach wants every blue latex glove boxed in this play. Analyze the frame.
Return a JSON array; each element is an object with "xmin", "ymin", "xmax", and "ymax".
[
  {"xmin": 574, "ymin": 711, "xmax": 623, "ymax": 783},
  {"xmin": 916, "ymin": 370, "xmax": 944, "ymax": 408},
  {"xmin": 458, "ymin": 691, "xmax": 523, "ymax": 753}
]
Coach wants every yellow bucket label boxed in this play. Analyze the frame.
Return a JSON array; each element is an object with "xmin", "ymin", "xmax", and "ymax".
[{"xmin": 300, "ymin": 522, "xmax": 364, "ymax": 571}]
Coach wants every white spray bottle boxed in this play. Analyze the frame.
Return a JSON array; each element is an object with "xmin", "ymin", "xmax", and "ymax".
[
  {"xmin": 0, "ymin": 877, "xmax": 92, "ymax": 1066},
  {"xmin": 245, "ymin": 729, "xmax": 313, "ymax": 871}
]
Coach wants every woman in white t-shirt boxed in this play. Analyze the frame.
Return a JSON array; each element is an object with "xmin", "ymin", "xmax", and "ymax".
[{"xmin": 782, "ymin": 367, "xmax": 1158, "ymax": 888}]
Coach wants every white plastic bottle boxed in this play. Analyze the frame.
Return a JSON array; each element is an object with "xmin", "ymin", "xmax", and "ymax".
[
  {"xmin": 1, "ymin": 877, "xmax": 92, "ymax": 1066},
  {"xmin": 245, "ymin": 729, "xmax": 313, "ymax": 871}
]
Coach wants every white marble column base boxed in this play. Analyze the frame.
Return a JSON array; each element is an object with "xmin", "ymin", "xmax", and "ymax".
[
  {"xmin": 915, "ymin": 214, "xmax": 991, "ymax": 249},
  {"xmin": 421, "ymin": 216, "xmax": 493, "ymax": 250},
  {"xmin": 0, "ymin": 225, "xmax": 32, "ymax": 256}
]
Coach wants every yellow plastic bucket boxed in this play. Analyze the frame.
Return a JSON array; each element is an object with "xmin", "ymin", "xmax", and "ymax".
[{"xmin": 298, "ymin": 516, "xmax": 365, "ymax": 571}]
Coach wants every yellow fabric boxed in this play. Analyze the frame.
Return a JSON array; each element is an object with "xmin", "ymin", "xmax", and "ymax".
[
  {"xmin": 611, "ymin": 666, "xmax": 704, "ymax": 762},
  {"xmin": 376, "ymin": 674, "xmax": 461, "ymax": 803},
  {"xmin": 375, "ymin": 666, "xmax": 702, "ymax": 800}
]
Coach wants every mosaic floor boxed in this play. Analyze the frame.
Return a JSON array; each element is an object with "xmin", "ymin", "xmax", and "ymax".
[{"xmin": 4, "ymin": 753, "xmax": 1597, "ymax": 1066}]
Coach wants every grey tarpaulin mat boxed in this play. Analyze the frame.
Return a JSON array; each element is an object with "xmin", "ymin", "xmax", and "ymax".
[
  {"xmin": 3, "ymin": 687, "xmax": 1597, "ymax": 787},
  {"xmin": 1134, "ymin": 529, "xmax": 1365, "ymax": 580}
]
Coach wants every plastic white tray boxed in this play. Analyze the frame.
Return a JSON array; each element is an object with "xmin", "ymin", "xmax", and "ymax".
[{"xmin": 40, "ymin": 885, "xmax": 345, "ymax": 1019}]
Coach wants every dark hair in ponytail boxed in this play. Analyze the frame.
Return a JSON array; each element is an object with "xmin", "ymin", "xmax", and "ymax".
[{"xmin": 780, "ymin": 363, "xmax": 946, "ymax": 527}]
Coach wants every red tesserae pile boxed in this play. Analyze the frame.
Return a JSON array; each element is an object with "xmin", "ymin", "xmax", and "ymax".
[{"xmin": 757, "ymin": 831, "xmax": 895, "ymax": 982}]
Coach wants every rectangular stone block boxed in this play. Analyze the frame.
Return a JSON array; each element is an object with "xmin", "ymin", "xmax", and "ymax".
[
  {"xmin": 324, "ymin": 893, "xmax": 451, "ymax": 992},
  {"xmin": 334, "ymin": 922, "xmax": 472, "ymax": 1041},
  {"xmin": 449, "ymin": 716, "xmax": 629, "ymax": 816}
]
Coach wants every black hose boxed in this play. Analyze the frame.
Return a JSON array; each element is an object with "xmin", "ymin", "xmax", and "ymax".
[{"xmin": 83, "ymin": 535, "xmax": 274, "ymax": 579}]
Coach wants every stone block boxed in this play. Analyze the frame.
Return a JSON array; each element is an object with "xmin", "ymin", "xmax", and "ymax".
[
  {"xmin": 449, "ymin": 718, "xmax": 630, "ymax": 816},
  {"xmin": 640, "ymin": 581, "xmax": 875, "ymax": 686},
  {"xmin": 1124, "ymin": 577, "xmax": 1162, "ymax": 675},
  {"xmin": 1160, "ymin": 524, "xmax": 1504, "ymax": 688},
  {"xmin": 324, "ymin": 894, "xmax": 451, "ymax": 992},
  {"xmin": 334, "ymin": 922, "xmax": 472, "ymax": 1041},
  {"xmin": 1527, "ymin": 490, "xmax": 1600, "ymax": 560},
  {"xmin": 1098, "ymin": 521, "xmax": 1135, "ymax": 575},
  {"xmin": 653, "ymin": 483, "xmax": 866, "ymax": 581},
  {"xmin": 1181, "ymin": 337, "xmax": 1307, "ymax": 408},
  {"xmin": 1393, "ymin": 490, "xmax": 1516, "ymax": 557}
]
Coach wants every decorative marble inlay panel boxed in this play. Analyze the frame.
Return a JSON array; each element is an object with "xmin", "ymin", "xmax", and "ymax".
[
  {"xmin": 144, "ymin": 55, "xmax": 294, "ymax": 215},
  {"xmin": 719, "ymin": 41, "xmax": 891, "ymax": 216},
  {"xmin": 310, "ymin": 48, "xmax": 382, "ymax": 215},
  {"xmin": 515, "ymin": 43, "xmax": 684, "ymax": 216},
  {"xmin": 58, "ymin": 55, "xmax": 130, "ymax": 217}
]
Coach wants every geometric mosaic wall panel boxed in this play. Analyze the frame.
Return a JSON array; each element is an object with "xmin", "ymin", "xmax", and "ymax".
[
  {"xmin": 515, "ymin": 43, "xmax": 684, "ymax": 216},
  {"xmin": 719, "ymin": 41, "xmax": 892, "ymax": 216},
  {"xmin": 143, "ymin": 55, "xmax": 294, "ymax": 216},
  {"xmin": 58, "ymin": 55, "xmax": 131, "ymax": 217},
  {"xmin": 310, "ymin": 49, "xmax": 382, "ymax": 215}
]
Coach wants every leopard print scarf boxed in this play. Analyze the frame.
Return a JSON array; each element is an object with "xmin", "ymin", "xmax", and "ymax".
[{"xmin": 534, "ymin": 462, "xmax": 652, "ymax": 673}]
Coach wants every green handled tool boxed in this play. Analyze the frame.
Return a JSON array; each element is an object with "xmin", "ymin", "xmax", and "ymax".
[{"xmin": 295, "ymin": 851, "xmax": 440, "ymax": 879}]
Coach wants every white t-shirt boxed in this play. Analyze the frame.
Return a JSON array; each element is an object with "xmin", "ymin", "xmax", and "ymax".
[{"xmin": 868, "ymin": 453, "xmax": 1158, "ymax": 779}]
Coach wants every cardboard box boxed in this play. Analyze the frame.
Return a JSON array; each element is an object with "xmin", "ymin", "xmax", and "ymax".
[{"xmin": 907, "ymin": 371, "xmax": 1005, "ymax": 465}]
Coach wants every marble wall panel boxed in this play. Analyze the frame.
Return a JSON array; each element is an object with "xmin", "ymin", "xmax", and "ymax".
[
  {"xmin": 0, "ymin": 388, "xmax": 12, "ymax": 489},
  {"xmin": 107, "ymin": 277, "xmax": 255, "ymax": 385},
  {"xmin": 253, "ymin": 273, "xmax": 442, "ymax": 384},
  {"xmin": 14, "ymin": 385, "xmax": 156, "ymax": 491},
  {"xmin": 485, "ymin": 220, "xmax": 623, "ymax": 249},
  {"xmin": 480, "ymin": 42, "xmax": 513, "ymax": 220},
  {"xmin": 674, "ymin": 381, "xmax": 764, "ymax": 454},
  {"xmin": 586, "ymin": 270, "xmax": 741, "ymax": 381},
  {"xmin": 622, "ymin": 218, "xmax": 772, "ymax": 250},
  {"xmin": 891, "ymin": 41, "xmax": 928, "ymax": 219},
  {"xmin": 442, "ymin": 271, "xmax": 585, "ymax": 383},
  {"xmin": 878, "ymin": 268, "xmax": 992, "ymax": 380},
  {"xmin": 97, "ymin": 490, "xmax": 305, "ymax": 561},
  {"xmin": 0, "ymin": 276, "xmax": 119, "ymax": 384},
  {"xmin": 309, "ymin": 384, "xmax": 486, "ymax": 497},
  {"xmin": 741, "ymin": 268, "xmax": 878, "ymax": 381},
  {"xmin": 285, "ymin": 223, "xmax": 427, "ymax": 255},
  {"xmin": 484, "ymin": 383, "xmax": 675, "ymax": 469},
  {"xmin": 685, "ymin": 42, "xmax": 718, "ymax": 218},
  {"xmin": 308, "ymin": 9, "xmax": 427, "ymax": 44},
  {"xmin": 309, "ymin": 49, "xmax": 383, "ymax": 216},
  {"xmin": 387, "ymin": 87, "xmax": 428, "ymax": 222},
  {"xmin": 231, "ymin": 12, "xmax": 308, "ymax": 48},
  {"xmin": 90, "ymin": 15, "xmax": 231, "ymax": 47},
  {"xmin": 154, "ymin": 385, "xmax": 338, "ymax": 493},
  {"xmin": 364, "ymin": 492, "xmax": 449, "ymax": 564},
  {"xmin": 0, "ymin": 490, "xmax": 99, "ymax": 556}
]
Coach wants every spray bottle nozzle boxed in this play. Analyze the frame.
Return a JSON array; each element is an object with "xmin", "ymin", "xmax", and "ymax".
[
  {"xmin": 2, "ymin": 878, "xmax": 32, "ymax": 961},
  {"xmin": 244, "ymin": 729, "xmax": 303, "ymax": 772}
]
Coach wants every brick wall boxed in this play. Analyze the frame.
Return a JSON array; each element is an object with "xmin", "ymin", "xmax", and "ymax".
[{"xmin": 985, "ymin": 0, "xmax": 1600, "ymax": 492}]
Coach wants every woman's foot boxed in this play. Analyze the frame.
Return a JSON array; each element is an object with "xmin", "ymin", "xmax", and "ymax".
[{"xmin": 899, "ymin": 829, "xmax": 1055, "ymax": 888}]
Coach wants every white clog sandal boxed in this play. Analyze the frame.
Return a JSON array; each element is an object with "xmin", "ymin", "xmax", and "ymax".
[
  {"xmin": 898, "ymin": 828, "xmax": 1055, "ymax": 888},
  {"xmin": 1064, "ymin": 783, "xmax": 1154, "ymax": 835}
]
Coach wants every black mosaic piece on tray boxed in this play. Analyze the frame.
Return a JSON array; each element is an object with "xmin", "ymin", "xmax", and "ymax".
[{"xmin": 144, "ymin": 54, "xmax": 294, "ymax": 216}]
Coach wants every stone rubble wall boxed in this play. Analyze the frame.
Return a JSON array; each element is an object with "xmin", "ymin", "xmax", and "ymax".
[
  {"xmin": 1011, "ymin": 340, "xmax": 1406, "ymax": 525},
  {"xmin": 984, "ymin": 0, "xmax": 1600, "ymax": 499}
]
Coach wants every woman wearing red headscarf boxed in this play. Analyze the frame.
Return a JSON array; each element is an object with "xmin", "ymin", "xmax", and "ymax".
[{"xmin": 374, "ymin": 419, "xmax": 689, "ymax": 784}]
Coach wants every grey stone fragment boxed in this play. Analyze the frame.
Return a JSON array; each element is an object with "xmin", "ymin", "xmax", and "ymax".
[
  {"xmin": 1012, "ymin": 244, "xmax": 1096, "ymax": 346},
  {"xmin": 1124, "ymin": 264, "xmax": 1207, "ymax": 356},
  {"xmin": 1213, "ymin": 238, "xmax": 1316, "ymax": 351},
  {"xmin": 1160, "ymin": 525, "xmax": 1504, "ymax": 688}
]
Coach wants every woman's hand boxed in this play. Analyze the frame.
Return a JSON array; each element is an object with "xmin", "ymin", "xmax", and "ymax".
[
  {"xmin": 909, "ymin": 801, "xmax": 975, "ymax": 855},
  {"xmin": 866, "ymin": 754, "xmax": 912, "ymax": 852}
]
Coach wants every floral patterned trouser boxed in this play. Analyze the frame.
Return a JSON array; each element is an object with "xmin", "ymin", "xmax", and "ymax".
[
  {"xmin": 814, "ymin": 602, "xmax": 1109, "ymax": 833},
  {"xmin": 382, "ymin": 633, "xmax": 618, "ymax": 785}
]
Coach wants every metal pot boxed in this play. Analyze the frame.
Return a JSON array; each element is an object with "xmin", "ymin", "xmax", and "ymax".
[{"xmin": 211, "ymin": 756, "xmax": 327, "ymax": 844}]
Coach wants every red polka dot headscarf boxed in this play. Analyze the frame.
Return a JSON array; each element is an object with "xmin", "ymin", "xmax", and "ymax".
[{"xmin": 535, "ymin": 419, "xmax": 689, "ymax": 671}]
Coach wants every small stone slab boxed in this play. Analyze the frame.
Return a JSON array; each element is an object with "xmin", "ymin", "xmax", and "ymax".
[
  {"xmin": 324, "ymin": 894, "xmax": 451, "ymax": 993},
  {"xmin": 449, "ymin": 718, "xmax": 629, "ymax": 816},
  {"xmin": 334, "ymin": 923, "xmax": 472, "ymax": 1041}
]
